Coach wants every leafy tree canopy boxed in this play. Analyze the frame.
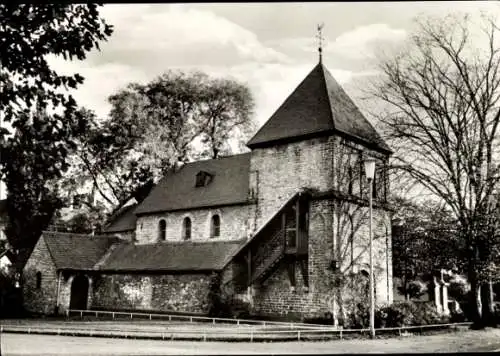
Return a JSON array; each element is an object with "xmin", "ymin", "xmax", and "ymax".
[
  {"xmin": 0, "ymin": 4, "xmax": 113, "ymax": 262},
  {"xmin": 70, "ymin": 70, "xmax": 255, "ymax": 212}
]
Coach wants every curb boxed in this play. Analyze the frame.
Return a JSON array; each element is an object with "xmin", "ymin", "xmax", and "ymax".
[
  {"xmin": 0, "ymin": 327, "xmax": 338, "ymax": 342},
  {"xmin": 0, "ymin": 324, "xmax": 468, "ymax": 343}
]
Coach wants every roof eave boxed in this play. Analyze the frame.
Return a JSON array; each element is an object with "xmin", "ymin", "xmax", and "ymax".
[
  {"xmin": 135, "ymin": 200, "xmax": 255, "ymax": 217},
  {"xmin": 247, "ymin": 129, "xmax": 393, "ymax": 155},
  {"xmin": 246, "ymin": 129, "xmax": 334, "ymax": 149},
  {"xmin": 335, "ymin": 130, "xmax": 393, "ymax": 155}
]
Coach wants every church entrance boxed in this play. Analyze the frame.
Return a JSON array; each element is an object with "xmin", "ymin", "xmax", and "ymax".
[{"xmin": 69, "ymin": 275, "xmax": 89, "ymax": 310}]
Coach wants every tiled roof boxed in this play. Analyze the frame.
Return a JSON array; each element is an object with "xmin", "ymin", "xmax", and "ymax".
[
  {"xmin": 97, "ymin": 239, "xmax": 245, "ymax": 272},
  {"xmin": 43, "ymin": 232, "xmax": 119, "ymax": 270},
  {"xmin": 135, "ymin": 153, "xmax": 251, "ymax": 215},
  {"xmin": 104, "ymin": 203, "xmax": 138, "ymax": 233},
  {"xmin": 247, "ymin": 63, "xmax": 391, "ymax": 153}
]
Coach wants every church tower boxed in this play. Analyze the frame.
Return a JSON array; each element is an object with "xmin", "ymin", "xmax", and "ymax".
[{"xmin": 242, "ymin": 25, "xmax": 393, "ymax": 322}]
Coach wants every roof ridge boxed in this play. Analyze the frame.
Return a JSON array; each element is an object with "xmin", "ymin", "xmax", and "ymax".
[
  {"xmin": 318, "ymin": 63, "xmax": 335, "ymax": 129},
  {"xmin": 42, "ymin": 231, "xmax": 93, "ymax": 238},
  {"xmin": 181, "ymin": 152, "xmax": 251, "ymax": 167}
]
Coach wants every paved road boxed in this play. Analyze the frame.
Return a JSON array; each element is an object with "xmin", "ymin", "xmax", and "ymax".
[{"xmin": 2, "ymin": 329, "xmax": 500, "ymax": 355}]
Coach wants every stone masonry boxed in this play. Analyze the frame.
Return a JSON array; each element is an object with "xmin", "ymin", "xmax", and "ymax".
[
  {"xmin": 135, "ymin": 205, "xmax": 251, "ymax": 244},
  {"xmin": 23, "ymin": 237, "xmax": 58, "ymax": 315},
  {"xmin": 91, "ymin": 273, "xmax": 213, "ymax": 314},
  {"xmin": 247, "ymin": 136, "xmax": 392, "ymax": 321}
]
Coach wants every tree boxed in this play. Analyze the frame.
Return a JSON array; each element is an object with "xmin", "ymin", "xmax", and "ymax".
[
  {"xmin": 0, "ymin": 4, "xmax": 113, "ymax": 266},
  {"xmin": 372, "ymin": 13, "xmax": 500, "ymax": 327},
  {"xmin": 73, "ymin": 71, "xmax": 255, "ymax": 211},
  {"xmin": 1, "ymin": 4, "xmax": 113, "ymax": 124},
  {"xmin": 391, "ymin": 197, "xmax": 460, "ymax": 300},
  {"xmin": 1, "ymin": 108, "xmax": 95, "ymax": 264}
]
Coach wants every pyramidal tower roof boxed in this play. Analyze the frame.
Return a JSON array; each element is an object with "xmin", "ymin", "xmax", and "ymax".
[{"xmin": 247, "ymin": 63, "xmax": 392, "ymax": 154}]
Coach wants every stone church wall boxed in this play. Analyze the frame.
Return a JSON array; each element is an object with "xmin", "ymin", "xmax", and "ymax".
[
  {"xmin": 251, "ymin": 198, "xmax": 392, "ymax": 322},
  {"xmin": 23, "ymin": 237, "xmax": 58, "ymax": 315},
  {"xmin": 247, "ymin": 136, "xmax": 393, "ymax": 322},
  {"xmin": 135, "ymin": 205, "xmax": 251, "ymax": 244},
  {"xmin": 249, "ymin": 136, "xmax": 335, "ymax": 232},
  {"xmin": 91, "ymin": 273, "xmax": 212, "ymax": 314}
]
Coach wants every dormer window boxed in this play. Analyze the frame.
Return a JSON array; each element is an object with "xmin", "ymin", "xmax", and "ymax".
[{"xmin": 195, "ymin": 171, "xmax": 213, "ymax": 187}]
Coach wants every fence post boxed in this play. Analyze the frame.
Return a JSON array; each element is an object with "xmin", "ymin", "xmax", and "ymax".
[
  {"xmin": 203, "ymin": 332, "xmax": 207, "ymax": 342},
  {"xmin": 212, "ymin": 318, "xmax": 215, "ymax": 324},
  {"xmin": 112, "ymin": 312, "xmax": 115, "ymax": 320},
  {"xmin": 298, "ymin": 330, "xmax": 301, "ymax": 341},
  {"xmin": 250, "ymin": 330, "xmax": 254, "ymax": 342},
  {"xmin": 169, "ymin": 316, "xmax": 172, "ymax": 321},
  {"xmin": 190, "ymin": 316, "xmax": 193, "ymax": 323},
  {"xmin": 80, "ymin": 311, "xmax": 83, "ymax": 319},
  {"xmin": 150, "ymin": 314, "xmax": 152, "ymax": 320},
  {"xmin": 130, "ymin": 313, "xmax": 133, "ymax": 319},
  {"xmin": 339, "ymin": 328, "xmax": 342, "ymax": 340}
]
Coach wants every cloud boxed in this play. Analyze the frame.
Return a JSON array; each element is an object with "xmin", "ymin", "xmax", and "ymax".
[
  {"xmin": 328, "ymin": 24, "xmax": 406, "ymax": 59},
  {"xmin": 47, "ymin": 4, "xmax": 296, "ymax": 119},
  {"xmin": 47, "ymin": 55, "xmax": 149, "ymax": 118},
  {"xmin": 47, "ymin": 5, "xmax": 385, "ymax": 127},
  {"xmin": 268, "ymin": 23, "xmax": 406, "ymax": 61},
  {"xmin": 93, "ymin": 4, "xmax": 290, "ymax": 70}
]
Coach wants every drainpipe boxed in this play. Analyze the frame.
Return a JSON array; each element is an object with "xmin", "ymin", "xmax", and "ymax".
[{"xmin": 55, "ymin": 270, "xmax": 62, "ymax": 315}]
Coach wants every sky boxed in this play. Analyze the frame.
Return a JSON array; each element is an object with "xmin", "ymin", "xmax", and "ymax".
[
  {"xmin": 48, "ymin": 1, "xmax": 500, "ymax": 127},
  {"xmin": 1, "ymin": 1, "xmax": 500, "ymax": 200}
]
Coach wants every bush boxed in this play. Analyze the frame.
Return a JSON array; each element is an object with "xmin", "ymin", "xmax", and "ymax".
[
  {"xmin": 345, "ymin": 301, "xmax": 447, "ymax": 329},
  {"xmin": 304, "ymin": 312, "xmax": 334, "ymax": 325},
  {"xmin": 448, "ymin": 275, "xmax": 470, "ymax": 301},
  {"xmin": 345, "ymin": 302, "xmax": 370, "ymax": 329},
  {"xmin": 407, "ymin": 280, "xmax": 428, "ymax": 299}
]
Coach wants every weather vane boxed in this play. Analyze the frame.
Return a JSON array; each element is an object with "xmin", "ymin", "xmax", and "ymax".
[{"xmin": 316, "ymin": 23, "xmax": 325, "ymax": 63}]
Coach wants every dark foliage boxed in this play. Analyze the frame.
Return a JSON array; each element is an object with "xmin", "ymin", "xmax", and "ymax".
[
  {"xmin": 345, "ymin": 301, "xmax": 447, "ymax": 329},
  {"xmin": 0, "ymin": 4, "xmax": 113, "ymax": 265}
]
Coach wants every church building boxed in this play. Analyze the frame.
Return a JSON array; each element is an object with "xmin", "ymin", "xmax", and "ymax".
[{"xmin": 22, "ymin": 58, "xmax": 394, "ymax": 323}]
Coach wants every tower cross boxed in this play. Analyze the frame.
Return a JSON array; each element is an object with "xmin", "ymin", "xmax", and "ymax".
[{"xmin": 316, "ymin": 23, "xmax": 325, "ymax": 63}]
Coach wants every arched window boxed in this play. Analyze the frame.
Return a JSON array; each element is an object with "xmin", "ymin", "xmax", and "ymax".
[
  {"xmin": 158, "ymin": 219, "xmax": 167, "ymax": 241},
  {"xmin": 36, "ymin": 271, "xmax": 42, "ymax": 289},
  {"xmin": 211, "ymin": 215, "xmax": 221, "ymax": 238},
  {"xmin": 183, "ymin": 217, "xmax": 192, "ymax": 240}
]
